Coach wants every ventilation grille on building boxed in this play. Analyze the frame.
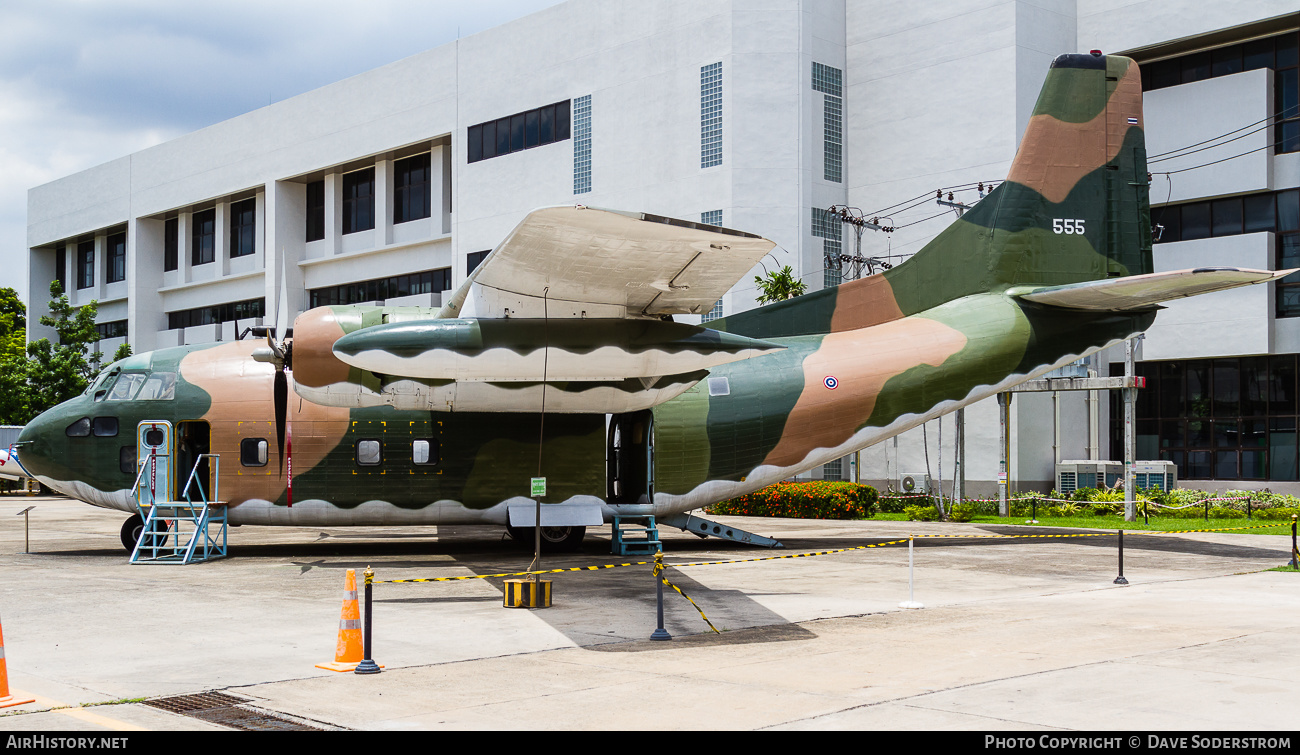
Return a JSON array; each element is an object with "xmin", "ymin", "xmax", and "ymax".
[
  {"xmin": 573, "ymin": 94, "xmax": 592, "ymax": 194},
  {"xmin": 813, "ymin": 62, "xmax": 844, "ymax": 183},
  {"xmin": 701, "ymin": 62, "xmax": 723, "ymax": 168}
]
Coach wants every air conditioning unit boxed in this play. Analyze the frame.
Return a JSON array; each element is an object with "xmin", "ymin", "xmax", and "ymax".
[
  {"xmin": 898, "ymin": 472, "xmax": 931, "ymax": 494},
  {"xmin": 1132, "ymin": 460, "xmax": 1177, "ymax": 491},
  {"xmin": 1055, "ymin": 461, "xmax": 1124, "ymax": 494}
]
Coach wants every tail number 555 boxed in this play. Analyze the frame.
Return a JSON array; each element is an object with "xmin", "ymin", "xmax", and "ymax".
[{"xmin": 1053, "ymin": 218, "xmax": 1085, "ymax": 234}]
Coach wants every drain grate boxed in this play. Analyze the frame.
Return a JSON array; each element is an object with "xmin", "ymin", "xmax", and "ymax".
[{"xmin": 145, "ymin": 692, "xmax": 328, "ymax": 731}]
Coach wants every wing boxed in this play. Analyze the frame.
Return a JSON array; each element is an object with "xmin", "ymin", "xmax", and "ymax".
[
  {"xmin": 439, "ymin": 205, "xmax": 777, "ymax": 320},
  {"xmin": 1012, "ymin": 267, "xmax": 1295, "ymax": 311}
]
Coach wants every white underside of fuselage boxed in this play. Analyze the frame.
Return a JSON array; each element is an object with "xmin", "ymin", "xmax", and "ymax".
[{"xmin": 44, "ymin": 336, "xmax": 1134, "ymax": 528}]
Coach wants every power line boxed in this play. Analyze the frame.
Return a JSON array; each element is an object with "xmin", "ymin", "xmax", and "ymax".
[
  {"xmin": 1147, "ymin": 104, "xmax": 1299, "ymax": 160},
  {"xmin": 1150, "ymin": 141, "xmax": 1276, "ymax": 176}
]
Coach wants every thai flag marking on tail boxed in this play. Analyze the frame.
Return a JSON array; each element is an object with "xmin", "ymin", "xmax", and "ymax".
[{"xmin": 1127, "ymin": 117, "xmax": 1138, "ymax": 124}]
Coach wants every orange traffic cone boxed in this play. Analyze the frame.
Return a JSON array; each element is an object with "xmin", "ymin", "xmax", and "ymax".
[
  {"xmin": 0, "ymin": 613, "xmax": 35, "ymax": 708},
  {"xmin": 315, "ymin": 569, "xmax": 381, "ymax": 672}
]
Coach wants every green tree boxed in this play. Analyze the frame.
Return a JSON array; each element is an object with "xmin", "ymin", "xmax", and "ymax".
[
  {"xmin": 754, "ymin": 265, "xmax": 808, "ymax": 305},
  {"xmin": 0, "ymin": 287, "xmax": 29, "ymax": 424},
  {"xmin": 21, "ymin": 281, "xmax": 102, "ymax": 421},
  {"xmin": 112, "ymin": 342, "xmax": 133, "ymax": 363},
  {"xmin": 0, "ymin": 286, "xmax": 25, "ymax": 362}
]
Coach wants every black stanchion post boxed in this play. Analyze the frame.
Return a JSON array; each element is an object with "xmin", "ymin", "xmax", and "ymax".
[
  {"xmin": 1113, "ymin": 530, "xmax": 1128, "ymax": 585},
  {"xmin": 1143, "ymin": 499, "xmax": 1148, "ymax": 525},
  {"xmin": 1205, "ymin": 500, "xmax": 1209, "ymax": 522},
  {"xmin": 1247, "ymin": 499, "xmax": 1252, "ymax": 520},
  {"xmin": 1290, "ymin": 515, "xmax": 1298, "ymax": 570},
  {"xmin": 355, "ymin": 566, "xmax": 381, "ymax": 674},
  {"xmin": 651, "ymin": 553, "xmax": 671, "ymax": 641}
]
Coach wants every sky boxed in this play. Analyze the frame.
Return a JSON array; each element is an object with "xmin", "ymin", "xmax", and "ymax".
[{"xmin": 0, "ymin": 0, "xmax": 566, "ymax": 306}]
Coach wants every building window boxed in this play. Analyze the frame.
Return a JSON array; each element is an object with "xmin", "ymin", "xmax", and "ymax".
[
  {"xmin": 229, "ymin": 198, "xmax": 256, "ymax": 258},
  {"xmin": 105, "ymin": 232, "xmax": 126, "ymax": 284},
  {"xmin": 55, "ymin": 244, "xmax": 66, "ymax": 293},
  {"xmin": 343, "ymin": 168, "xmax": 375, "ymax": 234},
  {"xmin": 164, "ymin": 218, "xmax": 178, "ymax": 272},
  {"xmin": 573, "ymin": 94, "xmax": 592, "ymax": 194},
  {"xmin": 701, "ymin": 62, "xmax": 723, "ymax": 168},
  {"xmin": 1153, "ymin": 189, "xmax": 1300, "ymax": 317},
  {"xmin": 701, "ymin": 210, "xmax": 723, "ymax": 227},
  {"xmin": 308, "ymin": 268, "xmax": 452, "ymax": 308},
  {"xmin": 167, "ymin": 298, "xmax": 265, "ymax": 330},
  {"xmin": 1114, "ymin": 356, "xmax": 1299, "ymax": 481},
  {"xmin": 1141, "ymin": 31, "xmax": 1299, "ymax": 153},
  {"xmin": 702, "ymin": 300, "xmax": 723, "ymax": 323},
  {"xmin": 95, "ymin": 320, "xmax": 128, "ymax": 340},
  {"xmin": 394, "ymin": 153, "xmax": 432, "ymax": 224},
  {"xmin": 192, "ymin": 209, "xmax": 215, "ymax": 266},
  {"xmin": 306, "ymin": 180, "xmax": 325, "ymax": 242},
  {"xmin": 77, "ymin": 240, "xmax": 94, "ymax": 289},
  {"xmin": 813, "ymin": 63, "xmax": 843, "ymax": 183},
  {"xmin": 466, "ymin": 250, "xmax": 490, "ymax": 275},
  {"xmin": 468, "ymin": 100, "xmax": 571, "ymax": 164}
]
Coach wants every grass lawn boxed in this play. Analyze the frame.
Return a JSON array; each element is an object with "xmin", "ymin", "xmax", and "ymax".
[{"xmin": 872, "ymin": 512, "xmax": 1296, "ymax": 535}]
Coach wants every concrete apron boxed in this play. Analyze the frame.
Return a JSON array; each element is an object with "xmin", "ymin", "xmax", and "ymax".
[{"xmin": 0, "ymin": 495, "xmax": 1295, "ymax": 730}]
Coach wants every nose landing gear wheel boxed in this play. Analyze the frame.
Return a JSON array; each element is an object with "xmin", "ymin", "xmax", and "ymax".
[
  {"xmin": 120, "ymin": 514, "xmax": 145, "ymax": 552},
  {"xmin": 506, "ymin": 524, "xmax": 586, "ymax": 553},
  {"xmin": 120, "ymin": 513, "xmax": 170, "ymax": 553}
]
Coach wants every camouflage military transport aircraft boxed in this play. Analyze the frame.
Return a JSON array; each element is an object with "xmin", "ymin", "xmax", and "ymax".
[{"xmin": 16, "ymin": 53, "xmax": 1293, "ymax": 553}]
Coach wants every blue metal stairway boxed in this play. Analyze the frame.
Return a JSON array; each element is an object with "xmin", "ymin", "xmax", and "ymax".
[
  {"xmin": 611, "ymin": 515, "xmax": 662, "ymax": 556},
  {"xmin": 130, "ymin": 453, "xmax": 227, "ymax": 565}
]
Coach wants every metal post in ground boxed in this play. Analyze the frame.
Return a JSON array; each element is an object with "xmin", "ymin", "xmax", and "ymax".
[
  {"xmin": 1205, "ymin": 500, "xmax": 1210, "ymax": 523},
  {"xmin": 15, "ymin": 506, "xmax": 33, "ymax": 554},
  {"xmin": 1290, "ymin": 515, "xmax": 1298, "ymax": 570},
  {"xmin": 651, "ymin": 553, "xmax": 671, "ymax": 640},
  {"xmin": 899, "ymin": 536, "xmax": 924, "ymax": 609},
  {"xmin": 355, "ymin": 566, "xmax": 381, "ymax": 674},
  {"xmin": 1114, "ymin": 530, "xmax": 1128, "ymax": 585}
]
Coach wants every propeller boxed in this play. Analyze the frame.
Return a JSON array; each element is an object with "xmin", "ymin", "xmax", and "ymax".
[{"xmin": 252, "ymin": 256, "xmax": 295, "ymax": 505}]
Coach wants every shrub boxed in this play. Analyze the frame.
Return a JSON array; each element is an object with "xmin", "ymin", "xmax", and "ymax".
[
  {"xmin": 948, "ymin": 502, "xmax": 978, "ymax": 523},
  {"xmin": 707, "ymin": 481, "xmax": 878, "ymax": 520},
  {"xmin": 904, "ymin": 504, "xmax": 940, "ymax": 522}
]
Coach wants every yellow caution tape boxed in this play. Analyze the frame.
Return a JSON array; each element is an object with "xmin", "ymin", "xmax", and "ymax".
[
  {"xmin": 376, "ymin": 538, "xmax": 911, "ymax": 584},
  {"xmin": 1144, "ymin": 522, "xmax": 1295, "ymax": 535},
  {"xmin": 654, "ymin": 553, "xmax": 719, "ymax": 634}
]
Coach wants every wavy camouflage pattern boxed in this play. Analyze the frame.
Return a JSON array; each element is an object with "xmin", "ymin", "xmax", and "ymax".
[{"xmin": 19, "ymin": 54, "xmax": 1156, "ymax": 527}]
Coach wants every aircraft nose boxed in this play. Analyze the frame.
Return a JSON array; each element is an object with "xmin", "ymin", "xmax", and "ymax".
[{"xmin": 17, "ymin": 408, "xmax": 61, "ymax": 479}]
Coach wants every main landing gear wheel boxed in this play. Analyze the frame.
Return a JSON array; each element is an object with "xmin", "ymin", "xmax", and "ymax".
[
  {"xmin": 506, "ymin": 524, "xmax": 586, "ymax": 553},
  {"xmin": 120, "ymin": 514, "xmax": 145, "ymax": 552}
]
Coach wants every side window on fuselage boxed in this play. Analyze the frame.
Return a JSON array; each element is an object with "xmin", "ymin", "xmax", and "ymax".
[
  {"xmin": 241, "ymin": 438, "xmax": 268, "ymax": 467},
  {"xmin": 412, "ymin": 439, "xmax": 439, "ymax": 465},
  {"xmin": 356, "ymin": 439, "xmax": 382, "ymax": 466}
]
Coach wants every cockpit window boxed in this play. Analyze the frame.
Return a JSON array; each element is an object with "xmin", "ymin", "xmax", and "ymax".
[
  {"xmin": 91, "ymin": 366, "xmax": 120, "ymax": 401},
  {"xmin": 100, "ymin": 371, "xmax": 175, "ymax": 402},
  {"xmin": 136, "ymin": 372, "xmax": 177, "ymax": 401},
  {"xmin": 106, "ymin": 373, "xmax": 146, "ymax": 401},
  {"xmin": 66, "ymin": 417, "xmax": 91, "ymax": 437}
]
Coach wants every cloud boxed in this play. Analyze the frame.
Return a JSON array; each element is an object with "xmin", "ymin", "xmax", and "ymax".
[{"xmin": 0, "ymin": 0, "xmax": 565, "ymax": 302}]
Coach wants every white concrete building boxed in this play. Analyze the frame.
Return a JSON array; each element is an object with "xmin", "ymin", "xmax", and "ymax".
[{"xmin": 25, "ymin": 0, "xmax": 1300, "ymax": 494}]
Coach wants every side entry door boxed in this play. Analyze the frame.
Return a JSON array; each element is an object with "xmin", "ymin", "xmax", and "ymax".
[{"xmin": 135, "ymin": 420, "xmax": 174, "ymax": 509}]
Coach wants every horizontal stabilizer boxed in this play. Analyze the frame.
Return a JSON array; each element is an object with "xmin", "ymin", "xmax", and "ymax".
[{"xmin": 1011, "ymin": 267, "xmax": 1296, "ymax": 311}]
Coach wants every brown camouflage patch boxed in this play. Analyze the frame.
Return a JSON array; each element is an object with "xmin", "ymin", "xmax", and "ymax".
[
  {"xmin": 1006, "ymin": 63, "xmax": 1142, "ymax": 204},
  {"xmin": 180, "ymin": 341, "xmax": 351, "ymax": 505},
  {"xmin": 829, "ymin": 274, "xmax": 905, "ymax": 332},
  {"xmin": 762, "ymin": 317, "xmax": 968, "ymax": 468}
]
